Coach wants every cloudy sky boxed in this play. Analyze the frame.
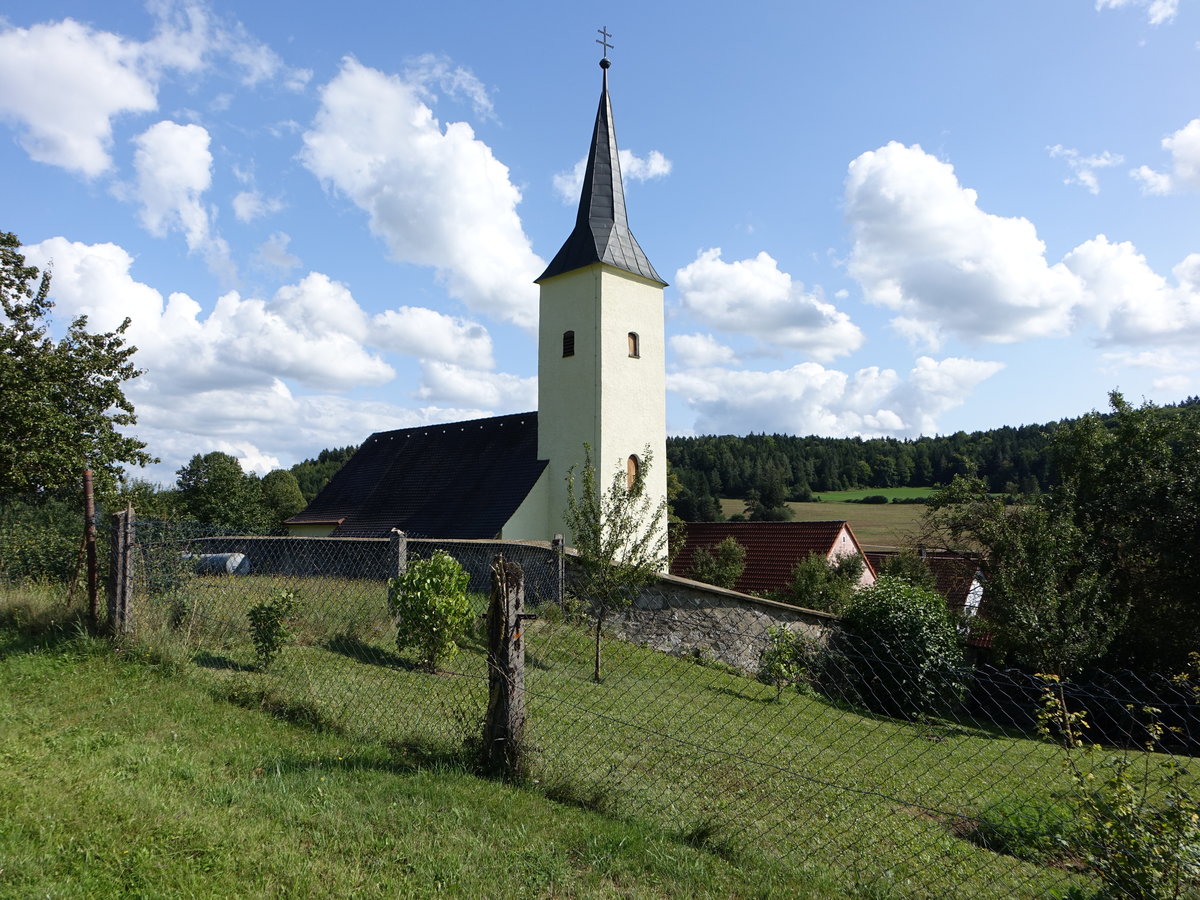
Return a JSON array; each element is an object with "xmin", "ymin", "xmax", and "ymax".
[{"xmin": 2, "ymin": 1, "xmax": 1198, "ymax": 483}]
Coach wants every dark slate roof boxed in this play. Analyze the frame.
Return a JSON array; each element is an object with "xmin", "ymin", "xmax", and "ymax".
[
  {"xmin": 671, "ymin": 521, "xmax": 872, "ymax": 596},
  {"xmin": 536, "ymin": 65, "xmax": 665, "ymax": 286},
  {"xmin": 286, "ymin": 412, "xmax": 546, "ymax": 539}
]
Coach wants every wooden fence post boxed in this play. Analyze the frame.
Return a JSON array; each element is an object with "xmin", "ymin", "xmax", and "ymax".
[
  {"xmin": 483, "ymin": 555, "xmax": 528, "ymax": 778},
  {"xmin": 107, "ymin": 506, "xmax": 135, "ymax": 635},
  {"xmin": 390, "ymin": 529, "xmax": 407, "ymax": 579},
  {"xmin": 83, "ymin": 469, "xmax": 99, "ymax": 630},
  {"xmin": 551, "ymin": 533, "xmax": 565, "ymax": 608}
]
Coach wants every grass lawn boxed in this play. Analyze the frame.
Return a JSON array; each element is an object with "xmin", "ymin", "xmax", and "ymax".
[
  {"xmin": 0, "ymin": 594, "xmax": 839, "ymax": 899},
  {"xmin": 719, "ymin": 496, "xmax": 926, "ymax": 548},
  {"xmin": 4, "ymin": 577, "xmax": 1117, "ymax": 899}
]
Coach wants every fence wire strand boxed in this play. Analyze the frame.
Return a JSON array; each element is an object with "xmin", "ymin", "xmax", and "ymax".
[{"xmin": 111, "ymin": 519, "xmax": 1200, "ymax": 900}]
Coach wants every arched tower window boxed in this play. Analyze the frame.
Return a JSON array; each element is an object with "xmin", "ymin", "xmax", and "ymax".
[
  {"xmin": 562, "ymin": 330, "xmax": 575, "ymax": 357},
  {"xmin": 626, "ymin": 454, "xmax": 641, "ymax": 493},
  {"xmin": 627, "ymin": 332, "xmax": 640, "ymax": 358}
]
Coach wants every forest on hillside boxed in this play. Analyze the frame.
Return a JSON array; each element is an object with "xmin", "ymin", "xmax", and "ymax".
[{"xmin": 667, "ymin": 397, "xmax": 1200, "ymax": 521}]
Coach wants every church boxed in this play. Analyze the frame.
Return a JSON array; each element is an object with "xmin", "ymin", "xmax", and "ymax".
[{"xmin": 286, "ymin": 50, "xmax": 668, "ymax": 550}]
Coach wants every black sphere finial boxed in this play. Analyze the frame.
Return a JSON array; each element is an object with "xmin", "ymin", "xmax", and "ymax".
[{"xmin": 600, "ymin": 57, "xmax": 611, "ymax": 70}]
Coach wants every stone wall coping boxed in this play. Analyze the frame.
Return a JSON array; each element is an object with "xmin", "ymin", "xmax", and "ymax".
[{"xmin": 650, "ymin": 571, "xmax": 840, "ymax": 622}]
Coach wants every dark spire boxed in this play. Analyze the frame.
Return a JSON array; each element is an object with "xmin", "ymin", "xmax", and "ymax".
[{"xmin": 536, "ymin": 52, "xmax": 665, "ymax": 286}]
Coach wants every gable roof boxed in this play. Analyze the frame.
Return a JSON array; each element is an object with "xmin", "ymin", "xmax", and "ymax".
[
  {"xmin": 286, "ymin": 412, "xmax": 546, "ymax": 538},
  {"xmin": 865, "ymin": 550, "xmax": 984, "ymax": 611},
  {"xmin": 536, "ymin": 62, "xmax": 664, "ymax": 286},
  {"xmin": 672, "ymin": 521, "xmax": 873, "ymax": 596}
]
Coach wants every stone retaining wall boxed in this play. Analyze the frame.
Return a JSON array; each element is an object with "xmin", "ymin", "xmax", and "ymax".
[{"xmin": 613, "ymin": 574, "xmax": 838, "ymax": 674}]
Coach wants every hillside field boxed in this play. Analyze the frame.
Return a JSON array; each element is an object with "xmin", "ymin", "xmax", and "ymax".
[{"xmin": 719, "ymin": 489, "xmax": 930, "ymax": 548}]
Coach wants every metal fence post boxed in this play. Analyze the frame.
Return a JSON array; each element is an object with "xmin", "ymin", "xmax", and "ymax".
[
  {"xmin": 107, "ymin": 505, "xmax": 135, "ymax": 635},
  {"xmin": 390, "ymin": 529, "xmax": 407, "ymax": 579},
  {"xmin": 483, "ymin": 555, "xmax": 528, "ymax": 777}
]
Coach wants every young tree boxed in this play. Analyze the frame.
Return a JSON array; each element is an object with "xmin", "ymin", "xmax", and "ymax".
[
  {"xmin": 176, "ymin": 452, "xmax": 265, "ymax": 532},
  {"xmin": 260, "ymin": 469, "xmax": 307, "ymax": 531},
  {"xmin": 565, "ymin": 444, "xmax": 670, "ymax": 682},
  {"xmin": 922, "ymin": 475, "xmax": 1122, "ymax": 676},
  {"xmin": 689, "ymin": 536, "xmax": 747, "ymax": 589},
  {"xmin": 775, "ymin": 551, "xmax": 862, "ymax": 614},
  {"xmin": 0, "ymin": 231, "xmax": 153, "ymax": 500},
  {"xmin": 1051, "ymin": 393, "xmax": 1200, "ymax": 673}
]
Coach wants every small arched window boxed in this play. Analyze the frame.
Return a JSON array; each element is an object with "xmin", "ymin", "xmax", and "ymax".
[
  {"xmin": 626, "ymin": 454, "xmax": 641, "ymax": 493},
  {"xmin": 562, "ymin": 330, "xmax": 575, "ymax": 357},
  {"xmin": 627, "ymin": 332, "xmax": 640, "ymax": 358}
]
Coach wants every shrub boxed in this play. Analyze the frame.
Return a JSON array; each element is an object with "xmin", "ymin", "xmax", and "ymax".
[
  {"xmin": 858, "ymin": 494, "xmax": 889, "ymax": 504},
  {"xmin": 387, "ymin": 551, "xmax": 472, "ymax": 672},
  {"xmin": 689, "ymin": 537, "xmax": 746, "ymax": 589},
  {"xmin": 247, "ymin": 589, "xmax": 300, "ymax": 670},
  {"xmin": 758, "ymin": 626, "xmax": 821, "ymax": 699},
  {"xmin": 775, "ymin": 552, "xmax": 859, "ymax": 614},
  {"xmin": 834, "ymin": 575, "xmax": 967, "ymax": 719}
]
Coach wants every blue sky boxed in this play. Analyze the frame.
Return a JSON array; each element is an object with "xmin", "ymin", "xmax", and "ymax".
[{"xmin": 2, "ymin": 1, "xmax": 1198, "ymax": 483}]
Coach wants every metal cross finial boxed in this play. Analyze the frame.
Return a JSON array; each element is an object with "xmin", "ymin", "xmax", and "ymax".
[{"xmin": 596, "ymin": 26, "xmax": 613, "ymax": 59}]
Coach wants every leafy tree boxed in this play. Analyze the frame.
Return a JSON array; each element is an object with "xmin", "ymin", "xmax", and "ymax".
[
  {"xmin": 774, "ymin": 551, "xmax": 862, "ymax": 614},
  {"xmin": 877, "ymin": 549, "xmax": 937, "ymax": 593},
  {"xmin": 1052, "ymin": 393, "xmax": 1200, "ymax": 673},
  {"xmin": 835, "ymin": 575, "xmax": 967, "ymax": 720},
  {"xmin": 923, "ymin": 475, "xmax": 1121, "ymax": 676},
  {"xmin": 689, "ymin": 536, "xmax": 747, "ymax": 589},
  {"xmin": 260, "ymin": 469, "xmax": 307, "ymax": 531},
  {"xmin": 289, "ymin": 445, "xmax": 357, "ymax": 502},
  {"xmin": 0, "ymin": 231, "xmax": 153, "ymax": 500},
  {"xmin": 565, "ymin": 444, "xmax": 671, "ymax": 682},
  {"xmin": 176, "ymin": 452, "xmax": 265, "ymax": 532}
]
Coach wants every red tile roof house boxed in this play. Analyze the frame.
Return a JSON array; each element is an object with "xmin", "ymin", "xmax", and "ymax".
[{"xmin": 672, "ymin": 521, "xmax": 876, "ymax": 597}]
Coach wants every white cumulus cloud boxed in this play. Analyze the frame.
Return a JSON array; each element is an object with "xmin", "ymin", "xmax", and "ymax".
[
  {"xmin": 131, "ymin": 120, "xmax": 233, "ymax": 280},
  {"xmin": 417, "ymin": 362, "xmax": 536, "ymax": 410},
  {"xmin": 372, "ymin": 306, "xmax": 496, "ymax": 369},
  {"xmin": 0, "ymin": 19, "xmax": 158, "ymax": 176},
  {"xmin": 301, "ymin": 58, "xmax": 543, "ymax": 330},
  {"xmin": 553, "ymin": 149, "xmax": 672, "ymax": 203},
  {"xmin": 1132, "ymin": 118, "xmax": 1200, "ymax": 195},
  {"xmin": 668, "ymin": 356, "xmax": 1004, "ymax": 438},
  {"xmin": 669, "ymin": 333, "xmax": 737, "ymax": 369},
  {"xmin": 846, "ymin": 141, "xmax": 1086, "ymax": 348},
  {"xmin": 676, "ymin": 248, "xmax": 864, "ymax": 362}
]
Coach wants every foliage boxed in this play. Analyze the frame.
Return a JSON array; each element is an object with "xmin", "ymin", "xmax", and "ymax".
[
  {"xmin": 757, "ymin": 626, "xmax": 820, "ymax": 699},
  {"xmin": 836, "ymin": 575, "xmax": 967, "ymax": 719},
  {"xmin": 565, "ymin": 444, "xmax": 671, "ymax": 682},
  {"xmin": 387, "ymin": 551, "xmax": 472, "ymax": 672},
  {"xmin": 247, "ymin": 589, "xmax": 300, "ymax": 670},
  {"xmin": 773, "ymin": 551, "xmax": 861, "ymax": 614},
  {"xmin": 1038, "ymin": 673, "xmax": 1200, "ymax": 899},
  {"xmin": 923, "ymin": 474, "xmax": 1121, "ymax": 676},
  {"xmin": 689, "ymin": 536, "xmax": 746, "ymax": 589},
  {"xmin": 289, "ymin": 445, "xmax": 357, "ymax": 502},
  {"xmin": 0, "ymin": 497, "xmax": 80, "ymax": 583},
  {"xmin": 176, "ymin": 451, "xmax": 265, "ymax": 532},
  {"xmin": 0, "ymin": 231, "xmax": 154, "ymax": 500},
  {"xmin": 877, "ymin": 549, "xmax": 938, "ymax": 593},
  {"xmin": 1052, "ymin": 393, "xmax": 1200, "ymax": 673},
  {"xmin": 260, "ymin": 469, "xmax": 307, "ymax": 531}
]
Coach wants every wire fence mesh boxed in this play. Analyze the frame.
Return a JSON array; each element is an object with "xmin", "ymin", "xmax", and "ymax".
[{"xmin": 112, "ymin": 518, "xmax": 1200, "ymax": 899}]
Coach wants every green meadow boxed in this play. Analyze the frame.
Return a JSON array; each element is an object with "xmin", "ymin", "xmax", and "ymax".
[{"xmin": 0, "ymin": 577, "xmax": 1141, "ymax": 898}]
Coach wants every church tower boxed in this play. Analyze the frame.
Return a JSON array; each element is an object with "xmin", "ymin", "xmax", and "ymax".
[{"xmin": 534, "ymin": 47, "xmax": 668, "ymax": 550}]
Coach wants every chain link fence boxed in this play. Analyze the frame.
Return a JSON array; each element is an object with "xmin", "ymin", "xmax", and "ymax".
[{"xmin": 113, "ymin": 517, "xmax": 1199, "ymax": 899}]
